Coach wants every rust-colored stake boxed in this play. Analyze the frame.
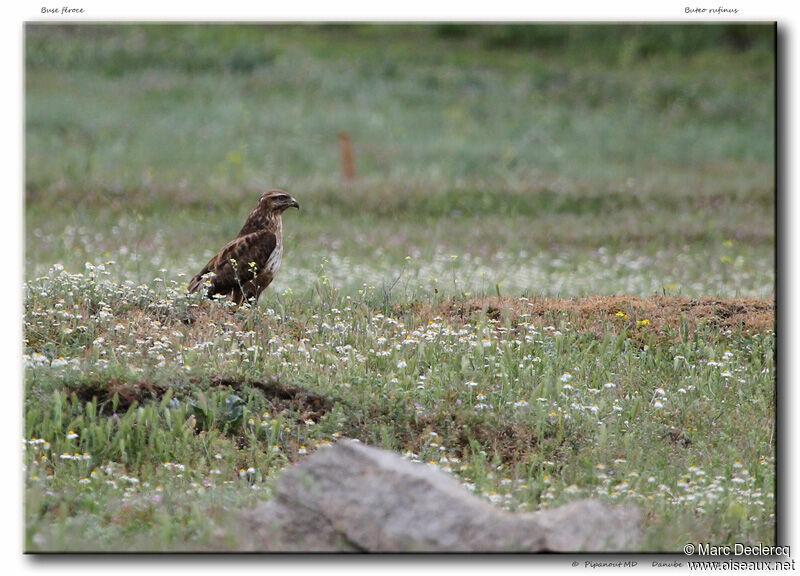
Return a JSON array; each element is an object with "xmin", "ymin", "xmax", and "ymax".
[{"xmin": 338, "ymin": 132, "xmax": 356, "ymax": 185}]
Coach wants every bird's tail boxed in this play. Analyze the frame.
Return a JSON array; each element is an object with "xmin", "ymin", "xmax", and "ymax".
[{"xmin": 187, "ymin": 273, "xmax": 205, "ymax": 294}]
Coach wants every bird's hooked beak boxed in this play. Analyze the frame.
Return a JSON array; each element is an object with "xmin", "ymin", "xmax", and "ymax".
[{"xmin": 270, "ymin": 191, "xmax": 300, "ymax": 211}]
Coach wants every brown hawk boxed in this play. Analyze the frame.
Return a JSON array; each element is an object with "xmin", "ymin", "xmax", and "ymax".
[{"xmin": 188, "ymin": 189, "xmax": 300, "ymax": 305}]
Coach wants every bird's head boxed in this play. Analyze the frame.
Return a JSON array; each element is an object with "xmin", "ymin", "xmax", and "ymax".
[{"xmin": 260, "ymin": 189, "xmax": 300, "ymax": 213}]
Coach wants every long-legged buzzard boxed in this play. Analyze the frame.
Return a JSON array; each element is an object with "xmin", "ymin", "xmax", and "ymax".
[{"xmin": 188, "ymin": 189, "xmax": 300, "ymax": 305}]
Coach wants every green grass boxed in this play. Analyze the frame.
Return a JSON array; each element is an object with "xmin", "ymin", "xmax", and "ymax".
[
  {"xmin": 25, "ymin": 24, "xmax": 774, "ymax": 296},
  {"xmin": 23, "ymin": 24, "xmax": 775, "ymax": 552}
]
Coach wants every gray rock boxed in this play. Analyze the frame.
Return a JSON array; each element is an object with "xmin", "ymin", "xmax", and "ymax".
[{"xmin": 238, "ymin": 439, "xmax": 641, "ymax": 552}]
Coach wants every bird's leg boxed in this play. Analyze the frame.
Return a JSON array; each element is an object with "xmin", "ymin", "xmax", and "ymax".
[
  {"xmin": 231, "ymin": 286, "xmax": 244, "ymax": 306},
  {"xmin": 241, "ymin": 280, "xmax": 259, "ymax": 303},
  {"xmin": 253, "ymin": 272, "xmax": 274, "ymax": 303}
]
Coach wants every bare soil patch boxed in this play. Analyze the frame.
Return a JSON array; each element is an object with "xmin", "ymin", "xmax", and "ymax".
[
  {"xmin": 413, "ymin": 296, "xmax": 773, "ymax": 337},
  {"xmin": 71, "ymin": 379, "xmax": 168, "ymax": 413},
  {"xmin": 70, "ymin": 376, "xmax": 332, "ymax": 423},
  {"xmin": 208, "ymin": 376, "xmax": 333, "ymax": 423}
]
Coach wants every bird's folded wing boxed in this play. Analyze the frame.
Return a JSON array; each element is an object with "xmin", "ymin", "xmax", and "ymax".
[
  {"xmin": 212, "ymin": 229, "xmax": 279, "ymax": 280},
  {"xmin": 190, "ymin": 229, "xmax": 278, "ymax": 293}
]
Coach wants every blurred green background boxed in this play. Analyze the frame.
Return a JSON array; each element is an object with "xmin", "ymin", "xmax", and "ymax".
[{"xmin": 24, "ymin": 23, "xmax": 775, "ymax": 300}]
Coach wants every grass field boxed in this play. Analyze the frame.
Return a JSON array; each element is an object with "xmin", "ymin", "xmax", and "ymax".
[{"xmin": 23, "ymin": 24, "xmax": 775, "ymax": 552}]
